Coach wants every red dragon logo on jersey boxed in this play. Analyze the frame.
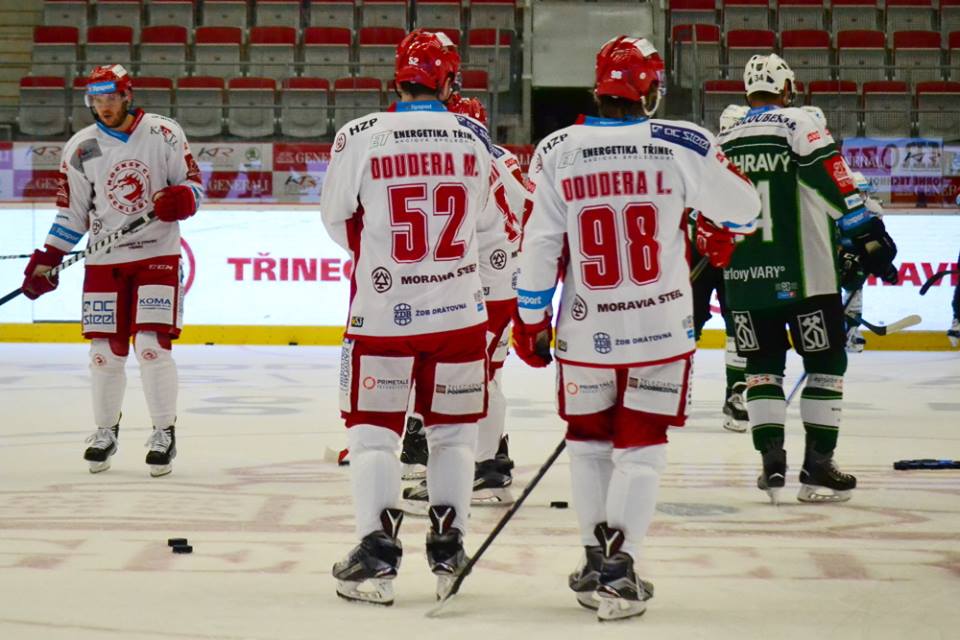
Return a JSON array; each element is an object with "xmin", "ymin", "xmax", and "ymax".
[{"xmin": 106, "ymin": 159, "xmax": 152, "ymax": 214}]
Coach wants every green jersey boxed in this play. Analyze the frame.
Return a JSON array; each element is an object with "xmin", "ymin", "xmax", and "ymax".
[{"xmin": 719, "ymin": 106, "xmax": 864, "ymax": 310}]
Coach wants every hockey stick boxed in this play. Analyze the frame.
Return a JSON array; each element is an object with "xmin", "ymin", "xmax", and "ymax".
[
  {"xmin": 0, "ymin": 211, "xmax": 156, "ymax": 307},
  {"xmin": 426, "ymin": 438, "xmax": 568, "ymax": 618},
  {"xmin": 858, "ymin": 314, "xmax": 922, "ymax": 336},
  {"xmin": 426, "ymin": 256, "xmax": 712, "ymax": 615},
  {"xmin": 0, "ymin": 251, "xmax": 82, "ymax": 261},
  {"xmin": 919, "ymin": 269, "xmax": 959, "ymax": 296}
]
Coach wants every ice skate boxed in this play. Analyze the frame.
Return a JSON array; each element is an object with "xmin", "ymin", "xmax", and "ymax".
[
  {"xmin": 594, "ymin": 524, "xmax": 654, "ymax": 622},
  {"xmin": 845, "ymin": 325, "xmax": 866, "ymax": 353},
  {"xmin": 471, "ymin": 458, "xmax": 514, "ymax": 505},
  {"xmin": 494, "ymin": 434, "xmax": 514, "ymax": 474},
  {"xmin": 568, "ymin": 545, "xmax": 603, "ymax": 610},
  {"xmin": 145, "ymin": 425, "xmax": 176, "ymax": 477},
  {"xmin": 797, "ymin": 450, "xmax": 856, "ymax": 503},
  {"xmin": 757, "ymin": 445, "xmax": 786, "ymax": 504},
  {"xmin": 948, "ymin": 317, "xmax": 959, "ymax": 348},
  {"xmin": 333, "ymin": 509, "xmax": 404, "ymax": 606},
  {"xmin": 721, "ymin": 382, "xmax": 748, "ymax": 433},
  {"xmin": 400, "ymin": 415, "xmax": 428, "ymax": 480},
  {"xmin": 84, "ymin": 423, "xmax": 119, "ymax": 473},
  {"xmin": 426, "ymin": 505, "xmax": 469, "ymax": 600}
]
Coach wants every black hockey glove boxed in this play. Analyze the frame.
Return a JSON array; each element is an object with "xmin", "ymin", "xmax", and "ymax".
[
  {"xmin": 837, "ymin": 250, "xmax": 866, "ymax": 292},
  {"xmin": 845, "ymin": 216, "xmax": 898, "ymax": 284}
]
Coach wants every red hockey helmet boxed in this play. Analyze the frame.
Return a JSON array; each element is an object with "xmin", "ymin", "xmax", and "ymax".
[
  {"xmin": 395, "ymin": 29, "xmax": 461, "ymax": 91},
  {"xmin": 84, "ymin": 64, "xmax": 133, "ymax": 106},
  {"xmin": 594, "ymin": 36, "xmax": 665, "ymax": 115},
  {"xmin": 446, "ymin": 94, "xmax": 487, "ymax": 126}
]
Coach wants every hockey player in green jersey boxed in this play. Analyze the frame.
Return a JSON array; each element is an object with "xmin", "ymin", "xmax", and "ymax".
[{"xmin": 718, "ymin": 54, "xmax": 898, "ymax": 504}]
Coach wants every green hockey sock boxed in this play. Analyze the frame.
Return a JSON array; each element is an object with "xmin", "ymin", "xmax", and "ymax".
[
  {"xmin": 800, "ymin": 374, "xmax": 843, "ymax": 454},
  {"xmin": 745, "ymin": 373, "xmax": 786, "ymax": 452}
]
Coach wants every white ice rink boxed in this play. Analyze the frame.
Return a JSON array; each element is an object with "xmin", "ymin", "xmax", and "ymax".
[{"xmin": 0, "ymin": 344, "xmax": 958, "ymax": 640}]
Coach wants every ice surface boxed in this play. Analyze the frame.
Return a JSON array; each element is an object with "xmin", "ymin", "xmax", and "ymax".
[{"xmin": 0, "ymin": 344, "xmax": 958, "ymax": 639}]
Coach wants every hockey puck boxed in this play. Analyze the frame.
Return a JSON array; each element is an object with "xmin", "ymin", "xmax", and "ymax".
[
  {"xmin": 167, "ymin": 537, "xmax": 188, "ymax": 547},
  {"xmin": 550, "ymin": 501, "xmax": 569, "ymax": 509},
  {"xmin": 172, "ymin": 544, "xmax": 193, "ymax": 554}
]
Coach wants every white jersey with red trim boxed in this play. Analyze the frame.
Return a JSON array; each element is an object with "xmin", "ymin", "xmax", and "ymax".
[
  {"xmin": 517, "ymin": 116, "xmax": 761, "ymax": 367},
  {"xmin": 320, "ymin": 101, "xmax": 508, "ymax": 339},
  {"xmin": 44, "ymin": 111, "xmax": 203, "ymax": 266},
  {"xmin": 478, "ymin": 145, "xmax": 530, "ymax": 303}
]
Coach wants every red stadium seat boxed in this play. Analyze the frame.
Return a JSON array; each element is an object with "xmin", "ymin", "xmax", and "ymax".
[
  {"xmin": 309, "ymin": 0, "xmax": 356, "ymax": 31},
  {"xmin": 722, "ymin": 0, "xmax": 770, "ymax": 32},
  {"xmin": 362, "ymin": 0, "xmax": 407, "ymax": 29},
  {"xmin": 140, "ymin": 25, "xmax": 189, "ymax": 77},
  {"xmin": 32, "ymin": 26, "xmax": 79, "ymax": 78},
  {"xmin": 96, "ymin": 0, "xmax": 143, "ymax": 41},
  {"xmin": 781, "ymin": 29, "xmax": 831, "ymax": 84},
  {"xmin": 19, "ymin": 76, "xmax": 68, "ymax": 136},
  {"xmin": 468, "ymin": 28, "xmax": 513, "ymax": 91},
  {"xmin": 147, "ymin": 1, "xmax": 195, "ymax": 34},
  {"xmin": 470, "ymin": 0, "xmax": 516, "ymax": 33},
  {"xmin": 672, "ymin": 24, "xmax": 722, "ymax": 88},
  {"xmin": 202, "ymin": 0, "xmax": 248, "ymax": 29},
  {"xmin": 249, "ymin": 26, "xmax": 298, "ymax": 80},
  {"xmin": 227, "ymin": 77, "xmax": 277, "ymax": 138},
  {"xmin": 358, "ymin": 27, "xmax": 406, "ymax": 82},
  {"xmin": 950, "ymin": 31, "xmax": 960, "ymax": 81},
  {"xmin": 44, "ymin": 1, "xmax": 89, "ymax": 40},
  {"xmin": 777, "ymin": 0, "xmax": 825, "ymax": 32},
  {"xmin": 886, "ymin": 0, "xmax": 936, "ymax": 34},
  {"xmin": 862, "ymin": 80, "xmax": 912, "ymax": 137},
  {"xmin": 416, "ymin": 0, "xmax": 462, "ymax": 31},
  {"xmin": 831, "ymin": 0, "xmax": 879, "ymax": 32},
  {"xmin": 281, "ymin": 77, "xmax": 331, "ymax": 137},
  {"xmin": 333, "ymin": 76, "xmax": 383, "ymax": 131},
  {"xmin": 669, "ymin": 0, "xmax": 717, "ymax": 29},
  {"xmin": 893, "ymin": 30, "xmax": 943, "ymax": 85},
  {"xmin": 944, "ymin": 1, "xmax": 960, "ymax": 44},
  {"xmin": 84, "ymin": 26, "xmax": 134, "ymax": 74},
  {"xmin": 133, "ymin": 76, "xmax": 174, "ymax": 118},
  {"xmin": 194, "ymin": 26, "xmax": 243, "ymax": 79},
  {"xmin": 837, "ymin": 30, "xmax": 888, "ymax": 84},
  {"xmin": 256, "ymin": 0, "xmax": 302, "ymax": 30},
  {"xmin": 176, "ymin": 76, "xmax": 225, "ymax": 138},
  {"xmin": 304, "ymin": 27, "xmax": 352, "ymax": 81},
  {"xmin": 915, "ymin": 81, "xmax": 960, "ymax": 138}
]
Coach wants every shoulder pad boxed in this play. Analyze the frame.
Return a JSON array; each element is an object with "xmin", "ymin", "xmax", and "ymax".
[
  {"xmin": 649, "ymin": 122, "xmax": 711, "ymax": 156},
  {"xmin": 70, "ymin": 137, "xmax": 103, "ymax": 171},
  {"xmin": 538, "ymin": 131, "xmax": 569, "ymax": 157},
  {"xmin": 455, "ymin": 114, "xmax": 496, "ymax": 155}
]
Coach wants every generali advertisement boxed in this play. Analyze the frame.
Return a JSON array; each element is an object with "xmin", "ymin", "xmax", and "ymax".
[{"xmin": 1, "ymin": 208, "xmax": 957, "ymax": 330}]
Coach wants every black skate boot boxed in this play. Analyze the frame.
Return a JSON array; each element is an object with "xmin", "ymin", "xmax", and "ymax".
[
  {"xmin": 494, "ymin": 433, "xmax": 514, "ymax": 473},
  {"xmin": 426, "ymin": 505, "xmax": 469, "ymax": 599},
  {"xmin": 333, "ymin": 508, "xmax": 404, "ymax": 606},
  {"xmin": 757, "ymin": 444, "xmax": 787, "ymax": 504},
  {"xmin": 568, "ymin": 545, "xmax": 603, "ymax": 610},
  {"xmin": 145, "ymin": 425, "xmax": 176, "ymax": 477},
  {"xmin": 594, "ymin": 523, "xmax": 654, "ymax": 622},
  {"xmin": 84, "ymin": 420, "xmax": 119, "ymax": 474},
  {"xmin": 798, "ymin": 448, "xmax": 856, "ymax": 503},
  {"xmin": 721, "ymin": 382, "xmax": 748, "ymax": 433},
  {"xmin": 400, "ymin": 415, "xmax": 428, "ymax": 480},
  {"xmin": 472, "ymin": 458, "xmax": 514, "ymax": 505}
]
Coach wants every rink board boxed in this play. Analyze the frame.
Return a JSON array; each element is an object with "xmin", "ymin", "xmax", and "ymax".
[{"xmin": 0, "ymin": 206, "xmax": 957, "ymax": 349}]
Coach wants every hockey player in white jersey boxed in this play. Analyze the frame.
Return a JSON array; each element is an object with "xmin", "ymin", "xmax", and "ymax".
[
  {"xmin": 513, "ymin": 36, "xmax": 760, "ymax": 621},
  {"xmin": 21, "ymin": 65, "xmax": 203, "ymax": 477},
  {"xmin": 401, "ymin": 95, "xmax": 529, "ymax": 505},
  {"xmin": 321, "ymin": 30, "xmax": 508, "ymax": 605}
]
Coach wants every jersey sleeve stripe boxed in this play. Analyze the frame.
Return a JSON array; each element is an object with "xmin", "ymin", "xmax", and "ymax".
[
  {"xmin": 49, "ymin": 223, "xmax": 84, "ymax": 244},
  {"xmin": 517, "ymin": 287, "xmax": 555, "ymax": 310}
]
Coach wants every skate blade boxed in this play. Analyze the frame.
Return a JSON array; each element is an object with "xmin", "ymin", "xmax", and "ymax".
[
  {"xmin": 401, "ymin": 464, "xmax": 426, "ymax": 481},
  {"xmin": 722, "ymin": 416, "xmax": 747, "ymax": 433},
  {"xmin": 88, "ymin": 460, "xmax": 112, "ymax": 474},
  {"xmin": 797, "ymin": 484, "xmax": 852, "ymax": 503},
  {"xmin": 471, "ymin": 487, "xmax": 514, "ymax": 505},
  {"xmin": 149, "ymin": 464, "xmax": 173, "ymax": 478},
  {"xmin": 596, "ymin": 595, "xmax": 647, "ymax": 621},
  {"xmin": 435, "ymin": 573, "xmax": 456, "ymax": 601},
  {"xmin": 576, "ymin": 591, "xmax": 600, "ymax": 611},
  {"xmin": 336, "ymin": 579, "xmax": 395, "ymax": 606},
  {"xmin": 762, "ymin": 486, "xmax": 783, "ymax": 505}
]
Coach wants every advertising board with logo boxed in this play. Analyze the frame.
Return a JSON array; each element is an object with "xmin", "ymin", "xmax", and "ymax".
[{"xmin": 842, "ymin": 138, "xmax": 948, "ymax": 206}]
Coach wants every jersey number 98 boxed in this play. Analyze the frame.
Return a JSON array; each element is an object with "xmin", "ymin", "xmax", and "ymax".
[{"xmin": 578, "ymin": 202, "xmax": 661, "ymax": 289}]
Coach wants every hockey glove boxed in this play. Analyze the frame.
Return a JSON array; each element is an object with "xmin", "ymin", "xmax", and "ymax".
[
  {"xmin": 512, "ymin": 314, "xmax": 553, "ymax": 368},
  {"xmin": 839, "ymin": 213, "xmax": 898, "ymax": 284},
  {"xmin": 153, "ymin": 185, "xmax": 197, "ymax": 222},
  {"xmin": 837, "ymin": 250, "xmax": 866, "ymax": 292},
  {"xmin": 21, "ymin": 245, "xmax": 66, "ymax": 300},
  {"xmin": 695, "ymin": 215, "xmax": 737, "ymax": 268}
]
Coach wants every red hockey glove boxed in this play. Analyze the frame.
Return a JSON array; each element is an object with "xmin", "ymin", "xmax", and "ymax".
[
  {"xmin": 512, "ymin": 313, "xmax": 553, "ymax": 368},
  {"xmin": 21, "ymin": 245, "xmax": 66, "ymax": 300},
  {"xmin": 695, "ymin": 215, "xmax": 737, "ymax": 268},
  {"xmin": 153, "ymin": 185, "xmax": 197, "ymax": 222}
]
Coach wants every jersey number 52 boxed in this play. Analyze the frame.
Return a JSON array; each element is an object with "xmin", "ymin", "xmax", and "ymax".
[
  {"xmin": 389, "ymin": 183, "xmax": 468, "ymax": 263},
  {"xmin": 578, "ymin": 202, "xmax": 661, "ymax": 289}
]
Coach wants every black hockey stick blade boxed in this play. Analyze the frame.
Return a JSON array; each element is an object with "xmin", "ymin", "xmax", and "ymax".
[
  {"xmin": 859, "ymin": 314, "xmax": 922, "ymax": 336},
  {"xmin": 0, "ymin": 211, "xmax": 156, "ymax": 309},
  {"xmin": 919, "ymin": 269, "xmax": 960, "ymax": 296},
  {"xmin": 426, "ymin": 438, "xmax": 568, "ymax": 618}
]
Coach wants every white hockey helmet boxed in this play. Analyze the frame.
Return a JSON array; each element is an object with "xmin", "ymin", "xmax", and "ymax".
[
  {"xmin": 743, "ymin": 54, "xmax": 796, "ymax": 103},
  {"xmin": 719, "ymin": 104, "xmax": 749, "ymax": 132}
]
